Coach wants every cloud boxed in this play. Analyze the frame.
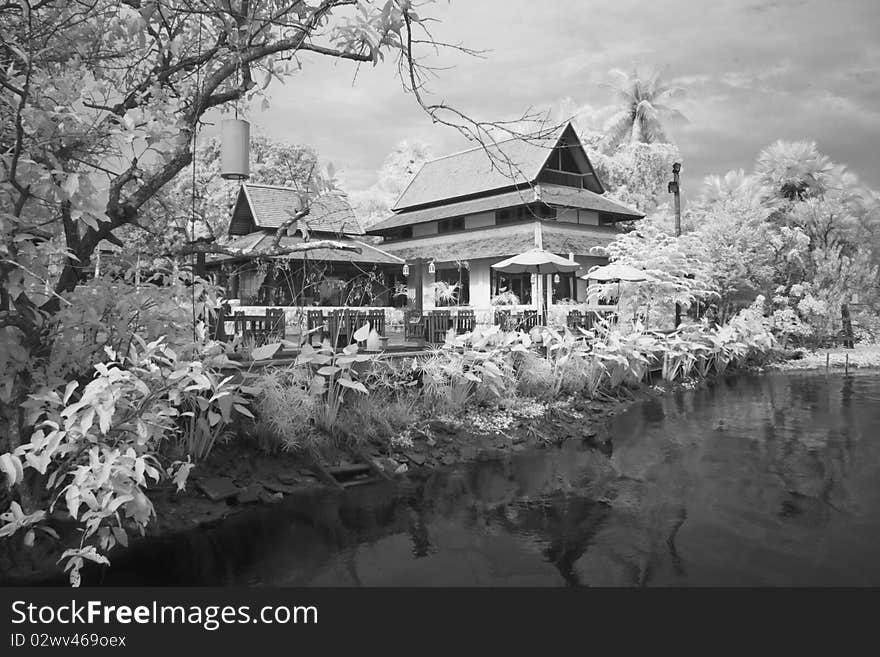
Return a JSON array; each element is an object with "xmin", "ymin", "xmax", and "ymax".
[{"xmin": 234, "ymin": 0, "xmax": 880, "ymax": 192}]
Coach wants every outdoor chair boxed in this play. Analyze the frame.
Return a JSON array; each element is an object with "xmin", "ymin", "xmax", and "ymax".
[
  {"xmin": 366, "ymin": 309, "xmax": 386, "ymax": 337},
  {"xmin": 519, "ymin": 310, "xmax": 539, "ymax": 331},
  {"xmin": 566, "ymin": 309, "xmax": 584, "ymax": 331},
  {"xmin": 455, "ymin": 309, "xmax": 475, "ymax": 334},
  {"xmin": 404, "ymin": 310, "xmax": 425, "ymax": 343},
  {"xmin": 426, "ymin": 310, "xmax": 451, "ymax": 344},
  {"xmin": 326, "ymin": 309, "xmax": 350, "ymax": 347},
  {"xmin": 233, "ymin": 311, "xmax": 249, "ymax": 342},
  {"xmin": 306, "ymin": 310, "xmax": 325, "ymax": 343},
  {"xmin": 266, "ymin": 308, "xmax": 286, "ymax": 341}
]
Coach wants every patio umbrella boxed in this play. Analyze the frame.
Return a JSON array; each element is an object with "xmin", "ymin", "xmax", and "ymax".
[
  {"xmin": 579, "ymin": 262, "xmax": 653, "ymax": 282},
  {"xmin": 492, "ymin": 248, "xmax": 581, "ymax": 323},
  {"xmin": 580, "ymin": 262, "xmax": 656, "ymax": 312}
]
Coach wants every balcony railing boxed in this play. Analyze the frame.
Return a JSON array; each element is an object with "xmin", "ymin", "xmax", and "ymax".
[{"xmin": 538, "ymin": 169, "xmax": 594, "ymax": 189}]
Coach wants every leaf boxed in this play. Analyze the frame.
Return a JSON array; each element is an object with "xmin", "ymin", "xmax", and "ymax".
[
  {"xmin": 65, "ymin": 485, "xmax": 81, "ymax": 520},
  {"xmin": 62, "ymin": 381, "xmax": 78, "ymax": 404},
  {"xmin": 352, "ymin": 322, "xmax": 371, "ymax": 342},
  {"xmin": 251, "ymin": 343, "xmax": 281, "ymax": 360},
  {"xmin": 0, "ymin": 453, "xmax": 23, "ymax": 488},
  {"xmin": 317, "ymin": 365, "xmax": 341, "ymax": 376},
  {"xmin": 233, "ymin": 403, "xmax": 254, "ymax": 418},
  {"xmin": 112, "ymin": 526, "xmax": 129, "ymax": 548},
  {"xmin": 336, "ymin": 378, "xmax": 368, "ymax": 394}
]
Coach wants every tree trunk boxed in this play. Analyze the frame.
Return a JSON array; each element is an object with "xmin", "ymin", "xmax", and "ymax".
[{"xmin": 841, "ymin": 303, "xmax": 855, "ymax": 349}]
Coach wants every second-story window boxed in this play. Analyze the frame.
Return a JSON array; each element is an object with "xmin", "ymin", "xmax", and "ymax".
[
  {"xmin": 437, "ymin": 216, "xmax": 464, "ymax": 233},
  {"xmin": 495, "ymin": 203, "xmax": 557, "ymax": 225}
]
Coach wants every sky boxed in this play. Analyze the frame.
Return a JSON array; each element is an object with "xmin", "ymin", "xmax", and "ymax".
[{"xmin": 219, "ymin": 0, "xmax": 880, "ymax": 194}]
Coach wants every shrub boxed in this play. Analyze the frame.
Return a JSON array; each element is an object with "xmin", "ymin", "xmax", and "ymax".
[{"xmin": 0, "ymin": 335, "xmax": 249, "ymax": 585}]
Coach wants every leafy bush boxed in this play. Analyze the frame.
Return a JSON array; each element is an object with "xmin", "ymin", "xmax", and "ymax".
[
  {"xmin": 42, "ymin": 265, "xmax": 223, "ymax": 389},
  {"xmin": 0, "ymin": 335, "xmax": 249, "ymax": 585}
]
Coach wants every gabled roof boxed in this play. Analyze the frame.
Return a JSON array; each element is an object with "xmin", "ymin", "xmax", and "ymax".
[
  {"xmin": 209, "ymin": 230, "xmax": 403, "ymax": 265},
  {"xmin": 392, "ymin": 122, "xmax": 603, "ymax": 211},
  {"xmin": 238, "ymin": 183, "xmax": 363, "ymax": 235}
]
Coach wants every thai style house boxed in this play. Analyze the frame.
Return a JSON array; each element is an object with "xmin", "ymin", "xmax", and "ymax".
[
  {"xmin": 365, "ymin": 122, "xmax": 644, "ymax": 312},
  {"xmin": 208, "ymin": 183, "xmax": 405, "ymax": 308}
]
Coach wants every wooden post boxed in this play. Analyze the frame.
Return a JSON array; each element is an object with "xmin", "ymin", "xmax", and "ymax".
[
  {"xmin": 669, "ymin": 162, "xmax": 682, "ymax": 328},
  {"xmin": 826, "ymin": 352, "xmax": 830, "ymax": 370},
  {"xmin": 845, "ymin": 353, "xmax": 849, "ymax": 375}
]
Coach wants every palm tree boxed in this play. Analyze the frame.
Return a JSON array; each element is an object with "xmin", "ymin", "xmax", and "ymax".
[
  {"xmin": 755, "ymin": 140, "xmax": 834, "ymax": 203},
  {"xmin": 601, "ymin": 68, "xmax": 686, "ymax": 151},
  {"xmin": 699, "ymin": 169, "xmax": 764, "ymax": 207}
]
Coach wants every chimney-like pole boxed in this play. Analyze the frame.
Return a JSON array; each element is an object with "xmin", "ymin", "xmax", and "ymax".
[{"xmin": 669, "ymin": 162, "xmax": 682, "ymax": 327}]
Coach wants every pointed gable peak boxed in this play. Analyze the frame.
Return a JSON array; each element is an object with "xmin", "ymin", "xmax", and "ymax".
[{"xmin": 392, "ymin": 121, "xmax": 603, "ymax": 211}]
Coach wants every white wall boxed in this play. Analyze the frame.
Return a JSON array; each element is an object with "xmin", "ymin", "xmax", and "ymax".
[{"xmin": 467, "ymin": 258, "xmax": 493, "ymax": 307}]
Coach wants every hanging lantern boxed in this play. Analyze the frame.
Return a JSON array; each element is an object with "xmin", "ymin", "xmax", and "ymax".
[
  {"xmin": 220, "ymin": 118, "xmax": 250, "ymax": 180},
  {"xmin": 402, "ymin": 263, "xmax": 410, "ymax": 277},
  {"xmin": 553, "ymin": 273, "xmax": 561, "ymax": 284},
  {"xmin": 428, "ymin": 261, "xmax": 436, "ymax": 274}
]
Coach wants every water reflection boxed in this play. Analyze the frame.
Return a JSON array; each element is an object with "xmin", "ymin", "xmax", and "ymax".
[{"xmin": 92, "ymin": 371, "xmax": 880, "ymax": 587}]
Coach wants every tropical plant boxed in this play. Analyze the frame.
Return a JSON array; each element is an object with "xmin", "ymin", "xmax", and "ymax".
[
  {"xmin": 294, "ymin": 324, "xmax": 373, "ymax": 437},
  {"xmin": 601, "ymin": 68, "xmax": 686, "ymax": 151},
  {"xmin": 491, "ymin": 291, "xmax": 521, "ymax": 306},
  {"xmin": 756, "ymin": 140, "xmax": 834, "ymax": 203},
  {"xmin": 0, "ymin": 335, "xmax": 247, "ymax": 585},
  {"xmin": 247, "ymin": 367, "xmax": 315, "ymax": 453}
]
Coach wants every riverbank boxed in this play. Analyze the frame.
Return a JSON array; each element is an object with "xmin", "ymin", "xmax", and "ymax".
[
  {"xmin": 769, "ymin": 343, "xmax": 880, "ymax": 371},
  {"xmin": 2, "ymin": 374, "xmax": 683, "ymax": 585}
]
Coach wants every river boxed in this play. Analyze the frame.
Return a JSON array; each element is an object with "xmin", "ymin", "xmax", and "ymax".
[{"xmin": 96, "ymin": 370, "xmax": 880, "ymax": 586}]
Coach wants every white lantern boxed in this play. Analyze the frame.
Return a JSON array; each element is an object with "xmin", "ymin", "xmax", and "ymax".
[{"xmin": 220, "ymin": 118, "xmax": 250, "ymax": 180}]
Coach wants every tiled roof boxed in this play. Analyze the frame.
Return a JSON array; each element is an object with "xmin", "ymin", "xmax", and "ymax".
[
  {"xmin": 540, "ymin": 223, "xmax": 617, "ymax": 255},
  {"xmin": 378, "ymin": 223, "xmax": 538, "ymax": 263},
  {"xmin": 377, "ymin": 222, "xmax": 619, "ymax": 263},
  {"xmin": 243, "ymin": 184, "xmax": 363, "ymax": 235},
  {"xmin": 209, "ymin": 231, "xmax": 403, "ymax": 265}
]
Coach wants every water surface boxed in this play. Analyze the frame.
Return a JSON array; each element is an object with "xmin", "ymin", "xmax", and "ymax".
[{"xmin": 103, "ymin": 371, "xmax": 880, "ymax": 586}]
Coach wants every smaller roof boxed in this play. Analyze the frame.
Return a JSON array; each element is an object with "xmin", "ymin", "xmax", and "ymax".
[
  {"xmin": 209, "ymin": 231, "xmax": 403, "ymax": 265},
  {"xmin": 581, "ymin": 262, "xmax": 655, "ymax": 282},
  {"xmin": 492, "ymin": 248, "xmax": 582, "ymax": 275},
  {"xmin": 242, "ymin": 184, "xmax": 363, "ymax": 235}
]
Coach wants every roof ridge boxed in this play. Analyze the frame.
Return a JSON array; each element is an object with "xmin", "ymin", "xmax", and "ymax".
[
  {"xmin": 417, "ymin": 123, "xmax": 566, "ymax": 167},
  {"xmin": 245, "ymin": 182, "xmax": 350, "ymax": 197}
]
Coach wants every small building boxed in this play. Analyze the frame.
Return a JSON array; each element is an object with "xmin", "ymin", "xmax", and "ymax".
[
  {"xmin": 209, "ymin": 183, "xmax": 405, "ymax": 308},
  {"xmin": 366, "ymin": 122, "xmax": 644, "ymax": 311}
]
